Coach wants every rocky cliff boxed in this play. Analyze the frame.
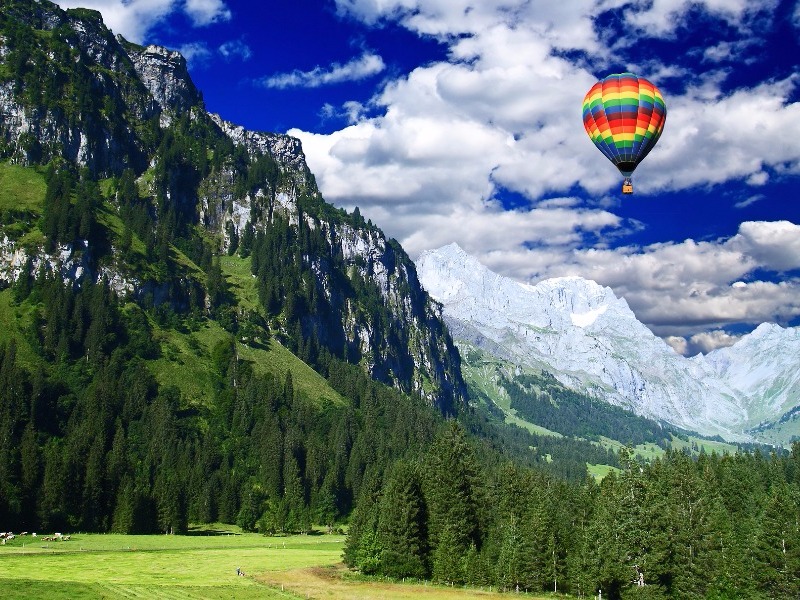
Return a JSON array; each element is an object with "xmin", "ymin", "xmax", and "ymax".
[{"xmin": 0, "ymin": 0, "xmax": 466, "ymax": 412}]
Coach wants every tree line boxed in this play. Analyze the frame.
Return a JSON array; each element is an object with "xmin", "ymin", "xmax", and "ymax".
[{"xmin": 346, "ymin": 425, "xmax": 800, "ymax": 600}]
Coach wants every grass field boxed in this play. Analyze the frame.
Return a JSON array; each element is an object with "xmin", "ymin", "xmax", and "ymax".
[
  {"xmin": 587, "ymin": 463, "xmax": 621, "ymax": 481},
  {"xmin": 0, "ymin": 528, "xmax": 556, "ymax": 599},
  {"xmin": 148, "ymin": 316, "xmax": 345, "ymax": 410},
  {"xmin": 0, "ymin": 161, "xmax": 46, "ymax": 214},
  {"xmin": 0, "ymin": 528, "xmax": 344, "ymax": 599}
]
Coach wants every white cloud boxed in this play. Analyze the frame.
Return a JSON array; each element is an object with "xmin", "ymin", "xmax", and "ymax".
[
  {"xmin": 635, "ymin": 77, "xmax": 800, "ymax": 192},
  {"xmin": 299, "ymin": 0, "xmax": 800, "ymax": 221},
  {"xmin": 184, "ymin": 0, "xmax": 231, "ymax": 26},
  {"xmin": 667, "ymin": 330, "xmax": 742, "ymax": 355},
  {"xmin": 664, "ymin": 336, "xmax": 689, "ymax": 355},
  {"xmin": 727, "ymin": 221, "xmax": 800, "ymax": 272},
  {"xmin": 54, "ymin": 0, "xmax": 176, "ymax": 42},
  {"xmin": 624, "ymin": 0, "xmax": 778, "ymax": 37},
  {"xmin": 688, "ymin": 330, "xmax": 741, "ymax": 353},
  {"xmin": 53, "ymin": 0, "xmax": 232, "ymax": 42},
  {"xmin": 734, "ymin": 194, "xmax": 765, "ymax": 209},
  {"xmin": 261, "ymin": 53, "xmax": 386, "ymax": 89}
]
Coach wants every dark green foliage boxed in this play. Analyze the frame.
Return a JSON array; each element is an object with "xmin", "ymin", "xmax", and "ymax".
[
  {"xmin": 507, "ymin": 370, "xmax": 670, "ymax": 446},
  {"xmin": 248, "ymin": 208, "xmax": 463, "ymax": 415},
  {"xmin": 377, "ymin": 460, "xmax": 429, "ymax": 578},
  {"xmin": 346, "ymin": 431, "xmax": 800, "ymax": 599},
  {"xmin": 424, "ymin": 422, "xmax": 482, "ymax": 583}
]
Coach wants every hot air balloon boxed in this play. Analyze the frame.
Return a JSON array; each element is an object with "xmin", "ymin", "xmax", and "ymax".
[{"xmin": 582, "ymin": 73, "xmax": 666, "ymax": 194}]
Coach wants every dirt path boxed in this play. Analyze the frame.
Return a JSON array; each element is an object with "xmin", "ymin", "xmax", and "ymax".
[{"xmin": 257, "ymin": 564, "xmax": 545, "ymax": 599}]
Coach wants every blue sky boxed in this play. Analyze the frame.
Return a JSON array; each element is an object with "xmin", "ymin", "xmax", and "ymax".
[{"xmin": 54, "ymin": 0, "xmax": 800, "ymax": 354}]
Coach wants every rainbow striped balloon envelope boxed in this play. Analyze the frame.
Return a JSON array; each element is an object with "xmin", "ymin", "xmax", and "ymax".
[{"xmin": 582, "ymin": 73, "xmax": 667, "ymax": 179}]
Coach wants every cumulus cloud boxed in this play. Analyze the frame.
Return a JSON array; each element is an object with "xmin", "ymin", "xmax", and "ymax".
[
  {"xmin": 727, "ymin": 221, "xmax": 800, "ymax": 272},
  {"xmin": 260, "ymin": 53, "xmax": 386, "ymax": 89},
  {"xmin": 53, "ymin": 0, "xmax": 176, "ymax": 42},
  {"xmin": 666, "ymin": 330, "xmax": 742, "ymax": 355},
  {"xmin": 52, "ymin": 0, "xmax": 231, "ymax": 42},
  {"xmin": 184, "ymin": 0, "xmax": 231, "ymax": 26},
  {"xmin": 298, "ymin": 0, "xmax": 800, "ymax": 220},
  {"xmin": 635, "ymin": 78, "xmax": 800, "ymax": 192}
]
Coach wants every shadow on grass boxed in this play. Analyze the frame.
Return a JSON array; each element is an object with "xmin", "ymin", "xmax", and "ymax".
[{"xmin": 185, "ymin": 526, "xmax": 240, "ymax": 536}]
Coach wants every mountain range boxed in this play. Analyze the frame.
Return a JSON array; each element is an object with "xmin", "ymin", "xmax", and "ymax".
[{"xmin": 416, "ymin": 243, "xmax": 800, "ymax": 444}]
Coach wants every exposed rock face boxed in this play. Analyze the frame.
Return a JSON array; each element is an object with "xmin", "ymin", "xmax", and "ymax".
[
  {"xmin": 417, "ymin": 243, "xmax": 800, "ymax": 443},
  {"xmin": 209, "ymin": 114, "xmax": 308, "ymax": 177},
  {"xmin": 0, "ymin": 1, "xmax": 159, "ymax": 173},
  {"xmin": 128, "ymin": 45, "xmax": 200, "ymax": 123},
  {"xmin": 0, "ymin": 0, "xmax": 467, "ymax": 412}
]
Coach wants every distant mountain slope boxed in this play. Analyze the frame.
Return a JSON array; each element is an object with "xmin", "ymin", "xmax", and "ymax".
[{"xmin": 417, "ymin": 243, "xmax": 800, "ymax": 443}]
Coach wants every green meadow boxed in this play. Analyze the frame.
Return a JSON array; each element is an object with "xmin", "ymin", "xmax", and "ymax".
[
  {"xmin": 0, "ymin": 527, "xmax": 344, "ymax": 599},
  {"xmin": 0, "ymin": 527, "xmax": 555, "ymax": 600}
]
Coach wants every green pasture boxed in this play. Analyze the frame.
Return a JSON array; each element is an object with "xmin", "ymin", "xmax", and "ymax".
[
  {"xmin": 0, "ymin": 290, "xmax": 41, "ymax": 370},
  {"xmin": 148, "ymin": 316, "xmax": 345, "ymax": 410},
  {"xmin": 0, "ymin": 161, "xmax": 46, "ymax": 214},
  {"xmin": 0, "ymin": 161, "xmax": 46, "ymax": 246},
  {"xmin": 219, "ymin": 254, "xmax": 261, "ymax": 312},
  {"xmin": 668, "ymin": 433, "xmax": 739, "ymax": 455},
  {"xmin": 597, "ymin": 436, "xmax": 664, "ymax": 462},
  {"xmin": 0, "ymin": 528, "xmax": 558, "ymax": 600},
  {"xmin": 0, "ymin": 528, "xmax": 345, "ymax": 599},
  {"xmin": 587, "ymin": 463, "xmax": 622, "ymax": 481}
]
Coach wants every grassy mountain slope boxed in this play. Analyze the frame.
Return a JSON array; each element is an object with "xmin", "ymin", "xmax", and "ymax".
[
  {"xmin": 460, "ymin": 342, "xmax": 740, "ymax": 462},
  {"xmin": 0, "ymin": 160, "xmax": 344, "ymax": 408}
]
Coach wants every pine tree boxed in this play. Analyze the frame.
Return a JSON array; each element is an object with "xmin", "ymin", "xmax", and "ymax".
[
  {"xmin": 424, "ymin": 422, "xmax": 483, "ymax": 584},
  {"xmin": 754, "ymin": 483, "xmax": 800, "ymax": 599},
  {"xmin": 344, "ymin": 471, "xmax": 383, "ymax": 573},
  {"xmin": 377, "ymin": 460, "xmax": 429, "ymax": 579}
]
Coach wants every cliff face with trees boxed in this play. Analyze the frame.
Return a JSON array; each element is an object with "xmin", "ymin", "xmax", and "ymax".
[
  {"xmin": 0, "ymin": 0, "xmax": 464, "ymax": 412},
  {"xmin": 0, "ymin": 0, "xmax": 475, "ymax": 538}
]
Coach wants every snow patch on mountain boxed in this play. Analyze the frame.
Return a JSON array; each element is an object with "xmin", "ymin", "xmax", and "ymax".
[
  {"xmin": 417, "ymin": 243, "xmax": 800, "ymax": 443},
  {"xmin": 571, "ymin": 304, "xmax": 608, "ymax": 328}
]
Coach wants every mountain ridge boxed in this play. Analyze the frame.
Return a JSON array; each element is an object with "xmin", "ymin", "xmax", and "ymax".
[{"xmin": 417, "ymin": 242, "xmax": 800, "ymax": 443}]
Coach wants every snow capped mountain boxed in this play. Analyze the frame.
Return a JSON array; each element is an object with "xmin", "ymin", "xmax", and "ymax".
[{"xmin": 416, "ymin": 243, "xmax": 800, "ymax": 443}]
